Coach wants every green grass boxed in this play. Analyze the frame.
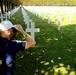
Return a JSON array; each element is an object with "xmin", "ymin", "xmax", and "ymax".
[{"xmin": 9, "ymin": 8, "xmax": 76, "ymax": 75}]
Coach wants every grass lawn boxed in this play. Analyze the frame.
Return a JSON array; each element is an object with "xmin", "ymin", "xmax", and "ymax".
[{"xmin": 9, "ymin": 8, "xmax": 76, "ymax": 75}]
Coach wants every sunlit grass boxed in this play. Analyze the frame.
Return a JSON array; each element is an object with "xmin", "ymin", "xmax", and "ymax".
[{"xmin": 9, "ymin": 8, "xmax": 76, "ymax": 75}]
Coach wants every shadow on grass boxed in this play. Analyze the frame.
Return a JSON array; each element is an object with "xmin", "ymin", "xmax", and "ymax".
[
  {"xmin": 9, "ymin": 9, "xmax": 76, "ymax": 75},
  {"xmin": 16, "ymin": 26, "xmax": 76, "ymax": 75}
]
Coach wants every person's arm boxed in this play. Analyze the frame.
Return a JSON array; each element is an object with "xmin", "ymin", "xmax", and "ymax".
[{"xmin": 15, "ymin": 25, "xmax": 36, "ymax": 49}]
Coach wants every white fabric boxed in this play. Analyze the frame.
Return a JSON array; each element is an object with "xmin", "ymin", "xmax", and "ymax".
[{"xmin": 0, "ymin": 20, "xmax": 15, "ymax": 31}]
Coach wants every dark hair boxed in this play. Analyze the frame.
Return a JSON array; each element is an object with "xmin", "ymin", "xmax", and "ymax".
[{"xmin": 11, "ymin": 28, "xmax": 18, "ymax": 40}]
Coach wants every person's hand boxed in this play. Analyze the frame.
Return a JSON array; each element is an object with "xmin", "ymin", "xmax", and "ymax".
[{"xmin": 15, "ymin": 25, "xmax": 24, "ymax": 33}]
